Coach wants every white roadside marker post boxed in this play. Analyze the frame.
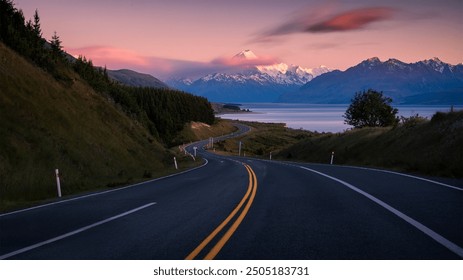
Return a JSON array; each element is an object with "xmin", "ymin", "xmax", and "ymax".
[
  {"xmin": 55, "ymin": 169, "xmax": 62, "ymax": 198},
  {"xmin": 330, "ymin": 151, "xmax": 335, "ymax": 165},
  {"xmin": 174, "ymin": 157, "xmax": 178, "ymax": 170}
]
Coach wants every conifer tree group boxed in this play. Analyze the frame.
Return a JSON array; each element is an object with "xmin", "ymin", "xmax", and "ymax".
[{"xmin": 1, "ymin": 0, "xmax": 215, "ymax": 146}]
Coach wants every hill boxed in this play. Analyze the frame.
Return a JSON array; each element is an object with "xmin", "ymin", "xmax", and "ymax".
[
  {"xmin": 277, "ymin": 110, "xmax": 463, "ymax": 178},
  {"xmin": 0, "ymin": 0, "xmax": 215, "ymax": 211},
  {"xmin": 107, "ymin": 69, "xmax": 168, "ymax": 88},
  {"xmin": 0, "ymin": 42, "xmax": 171, "ymax": 209},
  {"xmin": 211, "ymin": 111, "xmax": 463, "ymax": 179},
  {"xmin": 279, "ymin": 57, "xmax": 463, "ymax": 104}
]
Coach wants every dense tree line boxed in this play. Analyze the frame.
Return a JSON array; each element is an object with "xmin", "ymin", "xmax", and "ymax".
[
  {"xmin": 0, "ymin": 0, "xmax": 66, "ymax": 77},
  {"xmin": 72, "ymin": 55, "xmax": 214, "ymax": 144},
  {"xmin": 1, "ymin": 0, "xmax": 215, "ymax": 145}
]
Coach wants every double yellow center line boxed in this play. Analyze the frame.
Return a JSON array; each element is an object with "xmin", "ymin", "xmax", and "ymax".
[{"xmin": 185, "ymin": 163, "xmax": 257, "ymax": 260}]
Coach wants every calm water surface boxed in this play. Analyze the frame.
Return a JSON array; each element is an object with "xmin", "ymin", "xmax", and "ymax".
[{"xmin": 219, "ymin": 103, "xmax": 461, "ymax": 133}]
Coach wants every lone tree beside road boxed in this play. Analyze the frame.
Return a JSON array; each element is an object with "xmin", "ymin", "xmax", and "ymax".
[{"xmin": 344, "ymin": 89, "xmax": 399, "ymax": 128}]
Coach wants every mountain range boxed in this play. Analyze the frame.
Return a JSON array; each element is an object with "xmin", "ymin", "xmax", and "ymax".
[
  {"xmin": 167, "ymin": 50, "xmax": 331, "ymax": 102},
  {"xmin": 107, "ymin": 51, "xmax": 462, "ymax": 105},
  {"xmin": 280, "ymin": 57, "xmax": 463, "ymax": 104}
]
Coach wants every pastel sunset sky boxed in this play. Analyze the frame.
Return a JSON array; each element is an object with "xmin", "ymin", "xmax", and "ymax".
[{"xmin": 15, "ymin": 0, "xmax": 463, "ymax": 79}]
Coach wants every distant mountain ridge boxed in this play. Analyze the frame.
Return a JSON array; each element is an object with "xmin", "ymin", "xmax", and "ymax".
[
  {"xmin": 168, "ymin": 50, "xmax": 331, "ymax": 102},
  {"xmin": 107, "ymin": 69, "xmax": 168, "ymax": 88},
  {"xmin": 279, "ymin": 57, "xmax": 463, "ymax": 104}
]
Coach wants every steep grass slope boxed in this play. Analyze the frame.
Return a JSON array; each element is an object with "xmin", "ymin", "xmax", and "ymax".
[
  {"xmin": 212, "ymin": 122, "xmax": 314, "ymax": 157},
  {"xmin": 0, "ymin": 42, "xmax": 169, "ymax": 209},
  {"xmin": 278, "ymin": 111, "xmax": 463, "ymax": 178},
  {"xmin": 172, "ymin": 120, "xmax": 237, "ymax": 144},
  {"xmin": 212, "ymin": 114, "xmax": 462, "ymax": 178}
]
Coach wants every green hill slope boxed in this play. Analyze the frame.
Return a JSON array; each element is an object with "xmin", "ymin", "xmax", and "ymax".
[
  {"xmin": 277, "ymin": 111, "xmax": 463, "ymax": 178},
  {"xmin": 0, "ymin": 42, "xmax": 169, "ymax": 209}
]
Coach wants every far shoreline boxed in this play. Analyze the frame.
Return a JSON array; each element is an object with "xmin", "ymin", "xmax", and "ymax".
[
  {"xmin": 213, "ymin": 103, "xmax": 462, "ymax": 133},
  {"xmin": 212, "ymin": 102, "xmax": 256, "ymax": 115}
]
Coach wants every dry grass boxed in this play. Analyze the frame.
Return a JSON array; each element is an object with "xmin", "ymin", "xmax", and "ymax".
[
  {"xmin": 212, "ymin": 122, "xmax": 315, "ymax": 158},
  {"xmin": 173, "ymin": 119, "xmax": 238, "ymax": 144},
  {"xmin": 0, "ymin": 42, "xmax": 173, "ymax": 212},
  {"xmin": 212, "ymin": 113, "xmax": 463, "ymax": 178},
  {"xmin": 279, "ymin": 111, "xmax": 463, "ymax": 178}
]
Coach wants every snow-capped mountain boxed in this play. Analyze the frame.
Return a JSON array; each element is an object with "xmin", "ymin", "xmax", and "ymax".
[
  {"xmin": 232, "ymin": 49, "xmax": 258, "ymax": 60},
  {"xmin": 256, "ymin": 63, "xmax": 330, "ymax": 85},
  {"xmin": 167, "ymin": 50, "xmax": 331, "ymax": 102},
  {"xmin": 279, "ymin": 57, "xmax": 463, "ymax": 104}
]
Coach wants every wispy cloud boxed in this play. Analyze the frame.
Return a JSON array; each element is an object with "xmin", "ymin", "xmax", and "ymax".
[
  {"xmin": 255, "ymin": 6, "xmax": 396, "ymax": 42},
  {"xmin": 307, "ymin": 7, "xmax": 396, "ymax": 33},
  {"xmin": 66, "ymin": 45, "xmax": 209, "ymax": 79},
  {"xmin": 162, "ymin": 54, "xmax": 279, "ymax": 79},
  {"xmin": 306, "ymin": 42, "xmax": 341, "ymax": 50},
  {"xmin": 66, "ymin": 45, "xmax": 279, "ymax": 80},
  {"xmin": 211, "ymin": 55, "xmax": 277, "ymax": 68},
  {"xmin": 67, "ymin": 46, "xmax": 150, "ymax": 68}
]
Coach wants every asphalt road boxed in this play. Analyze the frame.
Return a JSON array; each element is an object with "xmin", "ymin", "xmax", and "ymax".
[{"xmin": 1, "ymin": 124, "xmax": 462, "ymax": 259}]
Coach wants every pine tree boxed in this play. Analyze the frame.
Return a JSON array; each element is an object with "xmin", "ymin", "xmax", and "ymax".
[
  {"xmin": 50, "ymin": 31, "xmax": 62, "ymax": 57},
  {"xmin": 32, "ymin": 9, "xmax": 41, "ymax": 38}
]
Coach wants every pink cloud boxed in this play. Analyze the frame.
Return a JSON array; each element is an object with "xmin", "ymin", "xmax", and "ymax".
[
  {"xmin": 256, "ymin": 6, "xmax": 396, "ymax": 42},
  {"xmin": 66, "ymin": 45, "xmax": 184, "ymax": 79},
  {"xmin": 65, "ymin": 46, "xmax": 280, "ymax": 80},
  {"xmin": 66, "ymin": 46, "xmax": 150, "ymax": 68},
  {"xmin": 212, "ymin": 56, "xmax": 277, "ymax": 68},
  {"xmin": 307, "ymin": 7, "xmax": 396, "ymax": 32}
]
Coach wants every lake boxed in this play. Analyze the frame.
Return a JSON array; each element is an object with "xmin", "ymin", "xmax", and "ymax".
[{"xmin": 219, "ymin": 103, "xmax": 461, "ymax": 133}]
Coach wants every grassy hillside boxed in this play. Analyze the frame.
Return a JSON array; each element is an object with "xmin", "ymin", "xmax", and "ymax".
[
  {"xmin": 173, "ymin": 119, "xmax": 238, "ymax": 145},
  {"xmin": 212, "ymin": 122, "xmax": 314, "ymax": 157},
  {"xmin": 277, "ymin": 111, "xmax": 463, "ymax": 178},
  {"xmin": 212, "ymin": 112, "xmax": 463, "ymax": 178},
  {"xmin": 0, "ymin": 42, "xmax": 173, "ymax": 210}
]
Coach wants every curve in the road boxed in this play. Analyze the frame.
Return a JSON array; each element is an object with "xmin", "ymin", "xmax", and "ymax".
[
  {"xmin": 292, "ymin": 163, "xmax": 463, "ymax": 258},
  {"xmin": 186, "ymin": 163, "xmax": 257, "ymax": 260},
  {"xmin": 1, "ymin": 122, "xmax": 461, "ymax": 260}
]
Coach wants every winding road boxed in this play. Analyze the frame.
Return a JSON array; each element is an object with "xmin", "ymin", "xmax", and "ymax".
[{"xmin": 0, "ymin": 124, "xmax": 462, "ymax": 259}]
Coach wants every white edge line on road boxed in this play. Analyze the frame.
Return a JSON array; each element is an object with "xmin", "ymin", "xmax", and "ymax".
[
  {"xmin": 297, "ymin": 165, "xmax": 463, "ymax": 258},
  {"xmin": 1, "ymin": 122, "xmax": 248, "ymax": 218},
  {"xmin": 0, "ymin": 160, "xmax": 208, "ymax": 218},
  {"xmin": 341, "ymin": 165, "xmax": 463, "ymax": 191},
  {"xmin": 277, "ymin": 160, "xmax": 462, "ymax": 191},
  {"xmin": 0, "ymin": 202, "xmax": 156, "ymax": 260}
]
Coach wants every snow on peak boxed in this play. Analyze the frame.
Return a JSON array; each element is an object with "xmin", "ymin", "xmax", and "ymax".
[
  {"xmin": 423, "ymin": 57, "xmax": 443, "ymax": 65},
  {"xmin": 385, "ymin": 58, "xmax": 408, "ymax": 70},
  {"xmin": 423, "ymin": 57, "xmax": 445, "ymax": 73},
  {"xmin": 195, "ymin": 50, "xmax": 333, "ymax": 86},
  {"xmin": 256, "ymin": 63, "xmax": 288, "ymax": 75},
  {"xmin": 231, "ymin": 50, "xmax": 331, "ymax": 80},
  {"xmin": 257, "ymin": 63, "xmax": 329, "ymax": 77},
  {"xmin": 362, "ymin": 57, "xmax": 381, "ymax": 65},
  {"xmin": 255, "ymin": 63, "xmax": 330, "ymax": 85},
  {"xmin": 360, "ymin": 57, "xmax": 382, "ymax": 69},
  {"xmin": 233, "ymin": 49, "xmax": 258, "ymax": 60}
]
